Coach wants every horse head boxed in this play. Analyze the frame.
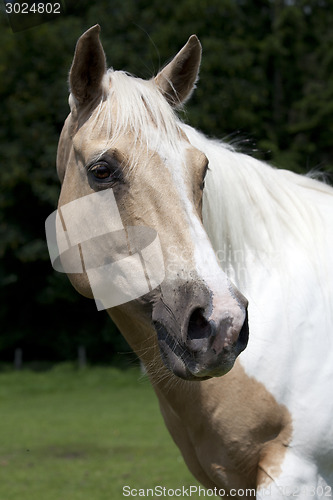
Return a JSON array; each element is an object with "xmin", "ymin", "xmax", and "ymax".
[{"xmin": 56, "ymin": 25, "xmax": 249, "ymax": 380}]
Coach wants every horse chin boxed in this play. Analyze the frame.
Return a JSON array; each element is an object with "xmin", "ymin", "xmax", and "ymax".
[
  {"xmin": 172, "ymin": 362, "xmax": 232, "ymax": 381},
  {"xmin": 157, "ymin": 339, "xmax": 239, "ymax": 381}
]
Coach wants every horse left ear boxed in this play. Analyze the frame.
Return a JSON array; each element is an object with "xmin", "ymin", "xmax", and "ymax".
[
  {"xmin": 155, "ymin": 35, "xmax": 202, "ymax": 108},
  {"xmin": 69, "ymin": 24, "xmax": 107, "ymax": 106}
]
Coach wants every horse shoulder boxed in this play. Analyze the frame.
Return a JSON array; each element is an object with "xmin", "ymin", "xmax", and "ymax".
[
  {"xmin": 156, "ymin": 391, "xmax": 219, "ymax": 490},
  {"xmin": 155, "ymin": 361, "xmax": 292, "ymax": 494}
]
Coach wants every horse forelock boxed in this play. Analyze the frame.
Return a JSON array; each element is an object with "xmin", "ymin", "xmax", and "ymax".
[{"xmin": 70, "ymin": 69, "xmax": 185, "ymax": 170}]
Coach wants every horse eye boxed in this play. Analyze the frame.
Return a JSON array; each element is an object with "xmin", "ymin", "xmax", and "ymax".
[{"xmin": 90, "ymin": 164, "xmax": 112, "ymax": 180}]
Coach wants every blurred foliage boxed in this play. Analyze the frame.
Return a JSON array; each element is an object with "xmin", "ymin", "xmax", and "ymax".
[{"xmin": 0, "ymin": 0, "xmax": 332, "ymax": 363}]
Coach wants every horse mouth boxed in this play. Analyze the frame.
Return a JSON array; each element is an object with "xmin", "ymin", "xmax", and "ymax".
[{"xmin": 154, "ymin": 319, "xmax": 249, "ymax": 381}]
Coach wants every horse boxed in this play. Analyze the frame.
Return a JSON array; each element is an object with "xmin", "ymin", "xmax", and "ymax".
[{"xmin": 52, "ymin": 25, "xmax": 333, "ymax": 499}]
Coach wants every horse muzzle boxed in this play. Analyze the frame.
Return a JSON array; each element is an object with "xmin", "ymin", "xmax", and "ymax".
[{"xmin": 152, "ymin": 279, "xmax": 249, "ymax": 380}]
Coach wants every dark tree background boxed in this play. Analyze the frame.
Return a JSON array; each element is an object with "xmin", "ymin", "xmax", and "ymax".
[{"xmin": 1, "ymin": 0, "xmax": 332, "ymax": 364}]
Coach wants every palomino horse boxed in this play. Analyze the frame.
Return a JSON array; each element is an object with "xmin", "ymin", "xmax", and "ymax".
[{"xmin": 54, "ymin": 25, "xmax": 333, "ymax": 498}]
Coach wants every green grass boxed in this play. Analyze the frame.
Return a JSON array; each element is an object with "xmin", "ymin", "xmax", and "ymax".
[{"xmin": 0, "ymin": 364, "xmax": 219, "ymax": 499}]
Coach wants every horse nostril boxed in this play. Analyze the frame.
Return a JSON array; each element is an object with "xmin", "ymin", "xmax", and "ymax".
[
  {"xmin": 187, "ymin": 308, "xmax": 212, "ymax": 341},
  {"xmin": 237, "ymin": 309, "xmax": 249, "ymax": 351}
]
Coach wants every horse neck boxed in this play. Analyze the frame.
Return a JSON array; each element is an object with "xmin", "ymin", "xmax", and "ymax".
[
  {"xmin": 107, "ymin": 306, "xmax": 201, "ymax": 410},
  {"xmin": 183, "ymin": 124, "xmax": 333, "ymax": 337}
]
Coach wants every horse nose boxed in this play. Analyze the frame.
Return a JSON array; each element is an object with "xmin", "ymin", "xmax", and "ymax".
[
  {"xmin": 186, "ymin": 307, "xmax": 249, "ymax": 354},
  {"xmin": 187, "ymin": 308, "xmax": 212, "ymax": 349}
]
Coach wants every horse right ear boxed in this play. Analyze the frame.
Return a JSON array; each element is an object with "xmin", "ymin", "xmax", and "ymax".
[
  {"xmin": 155, "ymin": 35, "xmax": 202, "ymax": 108},
  {"xmin": 69, "ymin": 25, "xmax": 107, "ymax": 106}
]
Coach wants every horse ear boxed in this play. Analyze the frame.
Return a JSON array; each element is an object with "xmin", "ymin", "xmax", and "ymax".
[
  {"xmin": 155, "ymin": 35, "xmax": 201, "ymax": 108},
  {"xmin": 69, "ymin": 25, "xmax": 107, "ymax": 105}
]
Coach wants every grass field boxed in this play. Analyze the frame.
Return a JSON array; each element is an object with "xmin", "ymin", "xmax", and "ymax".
[{"xmin": 0, "ymin": 364, "xmax": 220, "ymax": 499}]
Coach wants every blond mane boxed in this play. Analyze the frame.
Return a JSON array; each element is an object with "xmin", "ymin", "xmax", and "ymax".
[{"xmin": 83, "ymin": 70, "xmax": 184, "ymax": 168}]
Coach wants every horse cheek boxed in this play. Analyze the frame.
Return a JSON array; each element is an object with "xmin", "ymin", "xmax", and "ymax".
[{"xmin": 67, "ymin": 271, "xmax": 94, "ymax": 300}]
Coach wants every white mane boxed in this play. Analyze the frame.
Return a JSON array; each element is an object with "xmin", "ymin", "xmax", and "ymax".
[{"xmin": 181, "ymin": 124, "xmax": 333, "ymax": 293}]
